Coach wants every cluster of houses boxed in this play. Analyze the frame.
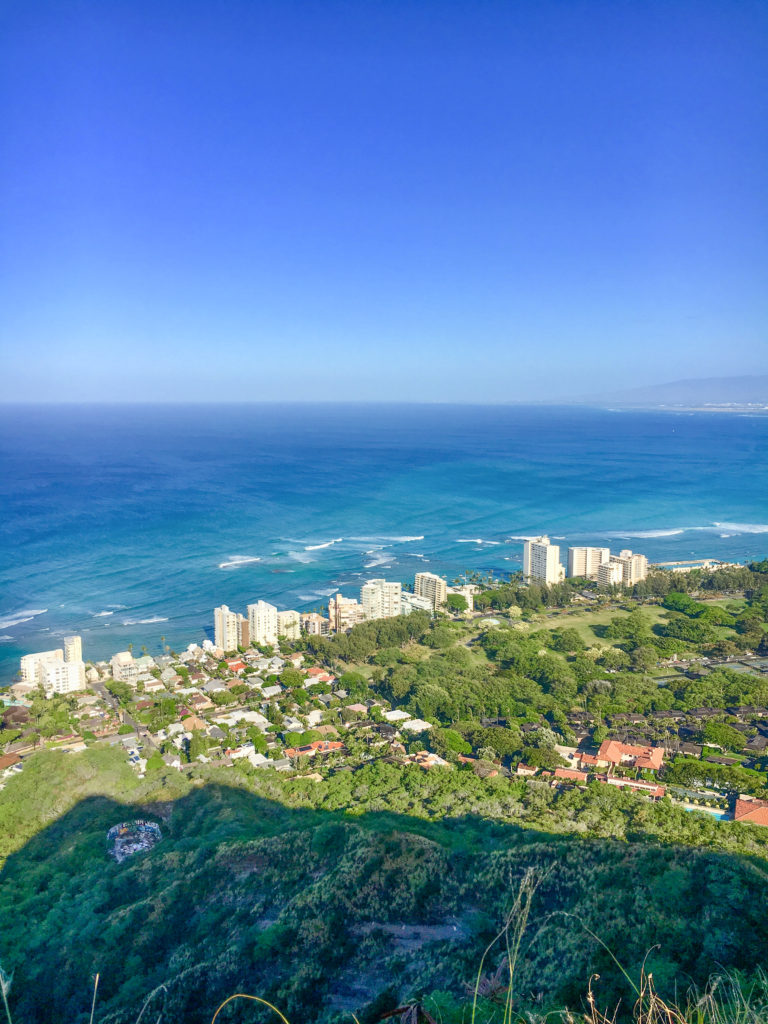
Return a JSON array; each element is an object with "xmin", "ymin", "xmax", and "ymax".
[
  {"xmin": 3, "ymin": 626, "xmax": 768, "ymax": 821},
  {"xmin": 515, "ymin": 739, "xmax": 668, "ymax": 800},
  {"xmin": 1, "ymin": 636, "xmax": 448, "ymax": 780}
]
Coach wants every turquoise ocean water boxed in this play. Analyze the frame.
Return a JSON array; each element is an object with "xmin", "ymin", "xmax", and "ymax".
[{"xmin": 1, "ymin": 403, "xmax": 766, "ymax": 681}]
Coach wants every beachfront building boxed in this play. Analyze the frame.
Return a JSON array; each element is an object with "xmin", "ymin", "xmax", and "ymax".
[
  {"xmin": 414, "ymin": 572, "xmax": 448, "ymax": 612},
  {"xmin": 63, "ymin": 635, "xmax": 83, "ymax": 663},
  {"xmin": 277, "ymin": 610, "xmax": 301, "ymax": 640},
  {"xmin": 328, "ymin": 594, "xmax": 365, "ymax": 633},
  {"xmin": 111, "ymin": 651, "xmax": 140, "ymax": 683},
  {"xmin": 248, "ymin": 600, "xmax": 279, "ymax": 647},
  {"xmin": 615, "ymin": 550, "xmax": 649, "ymax": 585},
  {"xmin": 361, "ymin": 579, "xmax": 402, "ymax": 620},
  {"xmin": 597, "ymin": 560, "xmax": 624, "ymax": 588},
  {"xmin": 20, "ymin": 648, "xmax": 63, "ymax": 683},
  {"xmin": 213, "ymin": 605, "xmax": 247, "ymax": 652},
  {"xmin": 567, "ymin": 547, "xmax": 610, "ymax": 580},
  {"xmin": 523, "ymin": 537, "xmax": 565, "ymax": 585},
  {"xmin": 401, "ymin": 592, "xmax": 436, "ymax": 616},
  {"xmin": 597, "ymin": 549, "xmax": 649, "ymax": 588},
  {"xmin": 300, "ymin": 612, "xmax": 330, "ymax": 636},
  {"xmin": 41, "ymin": 658, "xmax": 86, "ymax": 698}
]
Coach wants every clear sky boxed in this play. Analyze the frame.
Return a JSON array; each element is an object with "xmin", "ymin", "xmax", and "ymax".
[{"xmin": 1, "ymin": 0, "xmax": 766, "ymax": 402}]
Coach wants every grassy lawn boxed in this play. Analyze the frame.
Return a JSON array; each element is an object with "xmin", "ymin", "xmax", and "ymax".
[{"xmin": 538, "ymin": 603, "xmax": 670, "ymax": 648}]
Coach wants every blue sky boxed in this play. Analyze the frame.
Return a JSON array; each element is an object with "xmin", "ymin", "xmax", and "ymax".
[{"xmin": 1, "ymin": 0, "xmax": 766, "ymax": 402}]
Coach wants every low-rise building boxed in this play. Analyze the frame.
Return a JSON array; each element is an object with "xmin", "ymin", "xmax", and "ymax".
[
  {"xmin": 111, "ymin": 651, "xmax": 139, "ymax": 683},
  {"xmin": 20, "ymin": 649, "xmax": 63, "ymax": 684},
  {"xmin": 400, "ymin": 592, "xmax": 435, "ymax": 615},
  {"xmin": 41, "ymin": 659, "xmax": 86, "ymax": 698},
  {"xmin": 300, "ymin": 613, "xmax": 330, "ymax": 636}
]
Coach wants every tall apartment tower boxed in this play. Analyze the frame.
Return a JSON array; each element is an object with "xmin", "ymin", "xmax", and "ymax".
[
  {"xmin": 414, "ymin": 572, "xmax": 448, "ymax": 612},
  {"xmin": 214, "ymin": 605, "xmax": 244, "ymax": 652},
  {"xmin": 63, "ymin": 635, "xmax": 83, "ymax": 663},
  {"xmin": 523, "ymin": 537, "xmax": 565, "ymax": 585},
  {"xmin": 361, "ymin": 579, "xmax": 402, "ymax": 620},
  {"xmin": 277, "ymin": 609, "xmax": 301, "ymax": 640},
  {"xmin": 567, "ymin": 547, "xmax": 610, "ymax": 580},
  {"xmin": 328, "ymin": 594, "xmax": 365, "ymax": 633},
  {"xmin": 247, "ymin": 600, "xmax": 279, "ymax": 647}
]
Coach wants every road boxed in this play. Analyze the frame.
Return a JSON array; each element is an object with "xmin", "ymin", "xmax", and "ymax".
[{"xmin": 91, "ymin": 680, "xmax": 158, "ymax": 752}]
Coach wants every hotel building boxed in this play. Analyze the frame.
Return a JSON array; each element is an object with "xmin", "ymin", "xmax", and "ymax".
[
  {"xmin": 214, "ymin": 605, "xmax": 246, "ymax": 652},
  {"xmin": 523, "ymin": 537, "xmax": 565, "ymax": 585},
  {"xmin": 567, "ymin": 547, "xmax": 610, "ymax": 580},
  {"xmin": 248, "ymin": 600, "xmax": 279, "ymax": 647},
  {"xmin": 361, "ymin": 579, "xmax": 402, "ymax": 620},
  {"xmin": 414, "ymin": 572, "xmax": 448, "ymax": 612}
]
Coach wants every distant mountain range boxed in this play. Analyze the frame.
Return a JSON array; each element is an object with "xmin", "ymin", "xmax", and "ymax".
[{"xmin": 583, "ymin": 374, "xmax": 768, "ymax": 409}]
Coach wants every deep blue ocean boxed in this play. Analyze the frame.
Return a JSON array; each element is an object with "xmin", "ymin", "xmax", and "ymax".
[{"xmin": 1, "ymin": 403, "xmax": 767, "ymax": 682}]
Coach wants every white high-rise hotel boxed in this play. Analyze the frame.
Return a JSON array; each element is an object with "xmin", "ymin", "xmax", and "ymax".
[
  {"xmin": 361, "ymin": 578, "xmax": 402, "ymax": 620},
  {"xmin": 248, "ymin": 600, "xmax": 279, "ymax": 647},
  {"xmin": 214, "ymin": 605, "xmax": 247, "ymax": 651},
  {"xmin": 597, "ymin": 550, "xmax": 649, "ymax": 588},
  {"xmin": 414, "ymin": 572, "xmax": 448, "ymax": 612},
  {"xmin": 567, "ymin": 547, "xmax": 610, "ymax": 580},
  {"xmin": 523, "ymin": 537, "xmax": 565, "ymax": 585}
]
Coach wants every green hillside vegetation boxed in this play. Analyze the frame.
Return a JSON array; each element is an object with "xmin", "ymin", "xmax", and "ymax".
[
  {"xmin": 2, "ymin": 560, "xmax": 768, "ymax": 1022},
  {"xmin": 5, "ymin": 747, "xmax": 768, "ymax": 1022}
]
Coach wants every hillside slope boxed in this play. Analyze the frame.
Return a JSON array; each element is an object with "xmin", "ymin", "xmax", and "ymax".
[{"xmin": 3, "ymin": 753, "xmax": 768, "ymax": 1023}]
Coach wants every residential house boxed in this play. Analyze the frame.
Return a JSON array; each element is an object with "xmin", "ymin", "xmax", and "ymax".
[
  {"xmin": 597, "ymin": 739, "xmax": 665, "ymax": 772},
  {"xmin": 284, "ymin": 740, "xmax": 344, "ymax": 759},
  {"xmin": 734, "ymin": 797, "xmax": 768, "ymax": 826}
]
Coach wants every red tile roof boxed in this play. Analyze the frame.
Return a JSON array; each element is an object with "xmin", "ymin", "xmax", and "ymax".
[
  {"xmin": 734, "ymin": 798, "xmax": 768, "ymax": 827},
  {"xmin": 554, "ymin": 768, "xmax": 589, "ymax": 782},
  {"xmin": 285, "ymin": 740, "xmax": 344, "ymax": 758},
  {"xmin": 598, "ymin": 739, "xmax": 664, "ymax": 771}
]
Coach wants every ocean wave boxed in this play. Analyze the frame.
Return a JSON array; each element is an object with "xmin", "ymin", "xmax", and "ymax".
[
  {"xmin": 349, "ymin": 535, "xmax": 424, "ymax": 544},
  {"xmin": 218, "ymin": 555, "xmax": 262, "ymax": 569},
  {"xmin": 604, "ymin": 528, "xmax": 686, "ymax": 539},
  {"xmin": 364, "ymin": 551, "xmax": 393, "ymax": 569},
  {"xmin": 0, "ymin": 608, "xmax": 48, "ymax": 630},
  {"xmin": 123, "ymin": 616, "xmax": 169, "ymax": 625},
  {"xmin": 93, "ymin": 610, "xmax": 114, "ymax": 617},
  {"xmin": 297, "ymin": 588, "xmax": 339, "ymax": 602},
  {"xmin": 0, "ymin": 635, "xmax": 14, "ymax": 642},
  {"xmin": 457, "ymin": 538, "xmax": 500, "ymax": 545},
  {"xmin": 304, "ymin": 538, "xmax": 343, "ymax": 551},
  {"xmin": 711, "ymin": 522, "xmax": 768, "ymax": 534},
  {"xmin": 508, "ymin": 535, "xmax": 542, "ymax": 542},
  {"xmin": 288, "ymin": 550, "xmax": 315, "ymax": 564}
]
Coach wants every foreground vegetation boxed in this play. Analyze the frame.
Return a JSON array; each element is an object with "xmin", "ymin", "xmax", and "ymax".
[
  {"xmin": 4, "ymin": 747, "xmax": 768, "ymax": 1023},
  {"xmin": 2, "ymin": 561, "xmax": 768, "ymax": 1022}
]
